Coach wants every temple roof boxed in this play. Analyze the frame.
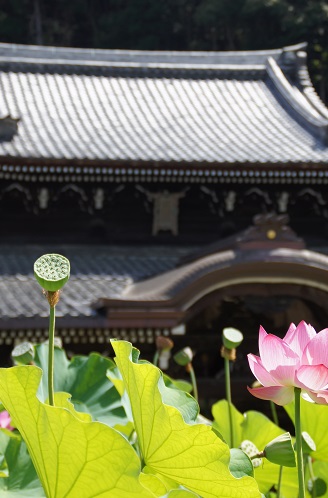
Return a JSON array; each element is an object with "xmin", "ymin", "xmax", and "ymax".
[
  {"xmin": 0, "ymin": 245, "xmax": 189, "ymax": 325},
  {"xmin": 1, "ymin": 241, "xmax": 328, "ymax": 330},
  {"xmin": 0, "ymin": 42, "xmax": 327, "ymax": 167}
]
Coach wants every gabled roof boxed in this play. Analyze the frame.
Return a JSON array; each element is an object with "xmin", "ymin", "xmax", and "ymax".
[{"xmin": 0, "ymin": 42, "xmax": 327, "ymax": 167}]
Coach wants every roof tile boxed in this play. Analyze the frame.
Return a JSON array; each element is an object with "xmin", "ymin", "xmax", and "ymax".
[{"xmin": 0, "ymin": 43, "xmax": 326, "ymax": 164}]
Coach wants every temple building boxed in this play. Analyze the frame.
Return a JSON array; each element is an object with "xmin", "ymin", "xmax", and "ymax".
[{"xmin": 1, "ymin": 41, "xmax": 328, "ymax": 407}]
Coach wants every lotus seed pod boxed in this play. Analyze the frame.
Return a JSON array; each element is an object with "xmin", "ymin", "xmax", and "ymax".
[
  {"xmin": 222, "ymin": 327, "xmax": 243, "ymax": 349},
  {"xmin": 44, "ymin": 336, "xmax": 63, "ymax": 349},
  {"xmin": 240, "ymin": 440, "xmax": 262, "ymax": 468},
  {"xmin": 155, "ymin": 336, "xmax": 174, "ymax": 352},
  {"xmin": 264, "ymin": 432, "xmax": 296, "ymax": 467},
  {"xmin": 307, "ymin": 477, "xmax": 327, "ymax": 497},
  {"xmin": 11, "ymin": 342, "xmax": 35, "ymax": 365},
  {"xmin": 294, "ymin": 431, "xmax": 316, "ymax": 455},
  {"xmin": 34, "ymin": 254, "xmax": 70, "ymax": 292},
  {"xmin": 173, "ymin": 347, "xmax": 193, "ymax": 366}
]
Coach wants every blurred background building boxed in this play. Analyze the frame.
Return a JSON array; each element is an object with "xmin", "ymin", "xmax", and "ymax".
[
  {"xmin": 1, "ymin": 1, "xmax": 328, "ymax": 412},
  {"xmin": 1, "ymin": 42, "xmax": 328, "ymax": 413}
]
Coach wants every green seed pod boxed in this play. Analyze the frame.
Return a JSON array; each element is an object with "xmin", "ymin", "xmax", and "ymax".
[
  {"xmin": 222, "ymin": 327, "xmax": 243, "ymax": 349},
  {"xmin": 307, "ymin": 477, "xmax": 327, "ymax": 497},
  {"xmin": 34, "ymin": 254, "xmax": 70, "ymax": 292},
  {"xmin": 155, "ymin": 336, "xmax": 174, "ymax": 352},
  {"xmin": 44, "ymin": 336, "xmax": 63, "ymax": 349},
  {"xmin": 173, "ymin": 347, "xmax": 193, "ymax": 366},
  {"xmin": 294, "ymin": 431, "xmax": 316, "ymax": 455},
  {"xmin": 264, "ymin": 432, "xmax": 296, "ymax": 467},
  {"xmin": 11, "ymin": 342, "xmax": 35, "ymax": 365}
]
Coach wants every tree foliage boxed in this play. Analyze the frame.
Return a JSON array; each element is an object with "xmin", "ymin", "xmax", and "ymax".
[{"xmin": 0, "ymin": 0, "xmax": 327, "ymax": 100}]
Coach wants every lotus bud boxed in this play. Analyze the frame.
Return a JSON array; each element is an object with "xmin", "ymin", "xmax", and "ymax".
[
  {"xmin": 307, "ymin": 477, "xmax": 327, "ymax": 497},
  {"xmin": 294, "ymin": 431, "xmax": 316, "ymax": 455},
  {"xmin": 173, "ymin": 347, "xmax": 193, "ymax": 366},
  {"xmin": 240, "ymin": 440, "xmax": 262, "ymax": 468},
  {"xmin": 11, "ymin": 341, "xmax": 35, "ymax": 365},
  {"xmin": 263, "ymin": 432, "xmax": 296, "ymax": 467}
]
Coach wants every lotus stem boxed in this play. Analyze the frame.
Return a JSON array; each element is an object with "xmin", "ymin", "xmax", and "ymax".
[
  {"xmin": 34, "ymin": 254, "xmax": 70, "ymax": 407},
  {"xmin": 153, "ymin": 350, "xmax": 159, "ymax": 367},
  {"xmin": 276, "ymin": 465, "xmax": 283, "ymax": 498},
  {"xmin": 294, "ymin": 387, "xmax": 305, "ymax": 498},
  {"xmin": 308, "ymin": 456, "xmax": 316, "ymax": 498},
  {"xmin": 224, "ymin": 356, "xmax": 234, "ymax": 448},
  {"xmin": 187, "ymin": 363, "xmax": 198, "ymax": 402},
  {"xmin": 48, "ymin": 304, "xmax": 56, "ymax": 406}
]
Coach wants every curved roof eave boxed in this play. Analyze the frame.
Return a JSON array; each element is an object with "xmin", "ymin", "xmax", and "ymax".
[{"xmin": 99, "ymin": 248, "xmax": 328, "ymax": 312}]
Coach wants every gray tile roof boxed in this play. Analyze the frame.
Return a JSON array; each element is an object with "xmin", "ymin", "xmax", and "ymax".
[
  {"xmin": 0, "ymin": 245, "xmax": 191, "ymax": 322},
  {"xmin": 0, "ymin": 42, "xmax": 327, "ymax": 165}
]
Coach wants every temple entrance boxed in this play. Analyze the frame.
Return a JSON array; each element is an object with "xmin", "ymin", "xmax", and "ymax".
[
  {"xmin": 176, "ymin": 283, "xmax": 328, "ymax": 418},
  {"xmin": 185, "ymin": 285, "xmax": 328, "ymax": 376}
]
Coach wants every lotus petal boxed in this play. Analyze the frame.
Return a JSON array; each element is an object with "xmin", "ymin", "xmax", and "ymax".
[
  {"xmin": 296, "ymin": 364, "xmax": 328, "ymax": 391},
  {"xmin": 260, "ymin": 334, "xmax": 299, "ymax": 372},
  {"xmin": 283, "ymin": 321, "xmax": 315, "ymax": 357},
  {"xmin": 303, "ymin": 329, "xmax": 328, "ymax": 366},
  {"xmin": 247, "ymin": 354, "xmax": 279, "ymax": 387},
  {"xmin": 247, "ymin": 385, "xmax": 294, "ymax": 406}
]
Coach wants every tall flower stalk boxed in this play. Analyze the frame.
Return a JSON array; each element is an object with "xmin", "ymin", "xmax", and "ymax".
[
  {"xmin": 34, "ymin": 254, "xmax": 70, "ymax": 406},
  {"xmin": 223, "ymin": 355, "xmax": 233, "ymax": 447},
  {"xmin": 173, "ymin": 347, "xmax": 198, "ymax": 401},
  {"xmin": 153, "ymin": 336, "xmax": 174, "ymax": 368},
  {"xmin": 47, "ymin": 296, "xmax": 57, "ymax": 405},
  {"xmin": 221, "ymin": 327, "xmax": 243, "ymax": 448},
  {"xmin": 294, "ymin": 387, "xmax": 305, "ymax": 498}
]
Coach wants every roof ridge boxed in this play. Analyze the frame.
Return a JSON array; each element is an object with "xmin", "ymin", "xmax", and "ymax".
[
  {"xmin": 0, "ymin": 41, "xmax": 307, "ymax": 69},
  {"xmin": 266, "ymin": 56, "xmax": 328, "ymax": 143},
  {"xmin": 295, "ymin": 50, "xmax": 328, "ymax": 120},
  {"xmin": 0, "ymin": 57, "xmax": 267, "ymax": 72}
]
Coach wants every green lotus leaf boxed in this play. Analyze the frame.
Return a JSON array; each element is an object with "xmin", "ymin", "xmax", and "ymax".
[
  {"xmin": 111, "ymin": 340, "xmax": 260, "ymax": 498},
  {"xmin": 212, "ymin": 400, "xmax": 299, "ymax": 497},
  {"xmin": 140, "ymin": 472, "xmax": 169, "ymax": 496},
  {"xmin": 163, "ymin": 375, "xmax": 192, "ymax": 394},
  {"xmin": 0, "ymin": 429, "xmax": 45, "ymax": 496},
  {"xmin": 0, "ymin": 430, "xmax": 8, "ymax": 478},
  {"xmin": 239, "ymin": 410, "xmax": 298, "ymax": 497},
  {"xmin": 284, "ymin": 398, "xmax": 328, "ymax": 461},
  {"xmin": 34, "ymin": 343, "xmax": 128, "ymax": 428},
  {"xmin": 310, "ymin": 462, "xmax": 328, "ymax": 498},
  {"xmin": 166, "ymin": 491, "xmax": 200, "ymax": 497},
  {"xmin": 229, "ymin": 449, "xmax": 254, "ymax": 478},
  {"xmin": 108, "ymin": 355, "xmax": 198, "ymax": 425},
  {"xmin": 158, "ymin": 375, "xmax": 198, "ymax": 423},
  {"xmin": 0, "ymin": 365, "xmax": 153, "ymax": 498},
  {"xmin": 141, "ymin": 466, "xmax": 179, "ymax": 496},
  {"xmin": 212, "ymin": 399, "xmax": 244, "ymax": 447}
]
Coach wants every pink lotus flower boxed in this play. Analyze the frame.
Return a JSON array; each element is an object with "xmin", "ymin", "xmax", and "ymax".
[
  {"xmin": 247, "ymin": 321, "xmax": 328, "ymax": 406},
  {"xmin": 0, "ymin": 410, "xmax": 13, "ymax": 430}
]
